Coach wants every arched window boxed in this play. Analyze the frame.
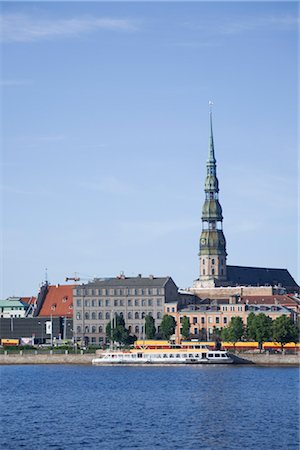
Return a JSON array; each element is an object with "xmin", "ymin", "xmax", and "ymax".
[
  {"xmin": 85, "ymin": 312, "xmax": 89, "ymax": 320},
  {"xmin": 120, "ymin": 312, "xmax": 123, "ymax": 318},
  {"xmin": 76, "ymin": 313, "xmax": 81, "ymax": 320},
  {"xmin": 157, "ymin": 312, "xmax": 161, "ymax": 319},
  {"xmin": 142, "ymin": 312, "xmax": 145, "ymax": 319},
  {"xmin": 77, "ymin": 326, "xmax": 81, "ymax": 333},
  {"xmin": 98, "ymin": 312, "xmax": 102, "ymax": 320},
  {"xmin": 91, "ymin": 326, "xmax": 96, "ymax": 333},
  {"xmin": 105, "ymin": 312, "xmax": 110, "ymax": 320},
  {"xmin": 128, "ymin": 326, "xmax": 132, "ymax": 333},
  {"xmin": 135, "ymin": 312, "xmax": 139, "ymax": 320},
  {"xmin": 212, "ymin": 258, "xmax": 215, "ymax": 265},
  {"xmin": 135, "ymin": 325, "xmax": 139, "ymax": 333},
  {"xmin": 99, "ymin": 326, "xmax": 103, "ymax": 333},
  {"xmin": 212, "ymin": 268, "xmax": 215, "ymax": 275},
  {"xmin": 85, "ymin": 325, "xmax": 89, "ymax": 333},
  {"xmin": 203, "ymin": 269, "xmax": 205, "ymax": 275},
  {"xmin": 91, "ymin": 312, "xmax": 96, "ymax": 320},
  {"xmin": 128, "ymin": 312, "xmax": 132, "ymax": 319}
]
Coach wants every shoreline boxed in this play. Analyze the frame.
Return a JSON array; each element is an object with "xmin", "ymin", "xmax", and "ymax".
[{"xmin": 0, "ymin": 353, "xmax": 299, "ymax": 366}]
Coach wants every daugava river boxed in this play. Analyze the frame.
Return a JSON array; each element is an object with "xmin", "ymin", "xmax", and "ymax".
[{"xmin": 1, "ymin": 365, "xmax": 299, "ymax": 450}]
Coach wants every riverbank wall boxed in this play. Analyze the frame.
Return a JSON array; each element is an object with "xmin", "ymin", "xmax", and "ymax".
[
  {"xmin": 0, "ymin": 352, "xmax": 299, "ymax": 365},
  {"xmin": 0, "ymin": 353, "xmax": 95, "ymax": 365},
  {"xmin": 230, "ymin": 352, "xmax": 300, "ymax": 365}
]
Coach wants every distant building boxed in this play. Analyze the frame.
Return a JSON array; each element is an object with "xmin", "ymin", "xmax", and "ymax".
[
  {"xmin": 192, "ymin": 109, "xmax": 299, "ymax": 295},
  {"xmin": 0, "ymin": 298, "xmax": 29, "ymax": 318},
  {"xmin": 73, "ymin": 275, "xmax": 178, "ymax": 345},
  {"xmin": 36, "ymin": 284, "xmax": 74, "ymax": 318},
  {"xmin": 165, "ymin": 295, "xmax": 298, "ymax": 340},
  {"xmin": 0, "ymin": 317, "xmax": 73, "ymax": 343}
]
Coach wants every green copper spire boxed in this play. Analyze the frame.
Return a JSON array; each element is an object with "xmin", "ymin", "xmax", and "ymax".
[
  {"xmin": 208, "ymin": 104, "xmax": 216, "ymax": 164},
  {"xmin": 199, "ymin": 104, "xmax": 227, "ymax": 285}
]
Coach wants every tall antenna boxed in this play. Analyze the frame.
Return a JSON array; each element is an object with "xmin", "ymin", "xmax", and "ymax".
[{"xmin": 45, "ymin": 268, "xmax": 48, "ymax": 285}]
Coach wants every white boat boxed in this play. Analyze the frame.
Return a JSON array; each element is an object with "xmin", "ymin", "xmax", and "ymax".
[{"xmin": 92, "ymin": 347, "xmax": 233, "ymax": 365}]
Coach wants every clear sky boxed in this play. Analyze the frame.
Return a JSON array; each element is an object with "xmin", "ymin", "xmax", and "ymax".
[{"xmin": 1, "ymin": 1, "xmax": 298, "ymax": 298}]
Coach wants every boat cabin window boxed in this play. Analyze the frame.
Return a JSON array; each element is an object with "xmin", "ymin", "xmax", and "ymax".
[
  {"xmin": 137, "ymin": 353, "xmax": 143, "ymax": 358},
  {"xmin": 214, "ymin": 354, "xmax": 220, "ymax": 357}
]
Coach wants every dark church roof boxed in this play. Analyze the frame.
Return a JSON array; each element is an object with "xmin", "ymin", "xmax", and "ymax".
[{"xmin": 227, "ymin": 265, "xmax": 299, "ymax": 293}]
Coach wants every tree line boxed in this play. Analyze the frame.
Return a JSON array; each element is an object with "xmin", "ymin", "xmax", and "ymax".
[
  {"xmin": 220, "ymin": 313, "xmax": 299, "ymax": 350},
  {"xmin": 105, "ymin": 313, "xmax": 176, "ymax": 345},
  {"xmin": 106, "ymin": 312, "xmax": 299, "ymax": 349}
]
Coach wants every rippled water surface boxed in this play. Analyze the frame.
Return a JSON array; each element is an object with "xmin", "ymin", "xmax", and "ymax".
[{"xmin": 1, "ymin": 365, "xmax": 299, "ymax": 449}]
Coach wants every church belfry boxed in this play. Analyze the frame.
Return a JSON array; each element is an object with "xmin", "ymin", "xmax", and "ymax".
[{"xmin": 199, "ymin": 105, "xmax": 227, "ymax": 286}]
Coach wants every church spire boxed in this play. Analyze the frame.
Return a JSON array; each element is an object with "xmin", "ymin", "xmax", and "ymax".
[
  {"xmin": 208, "ymin": 102, "xmax": 216, "ymax": 164},
  {"xmin": 198, "ymin": 104, "xmax": 227, "ymax": 286}
]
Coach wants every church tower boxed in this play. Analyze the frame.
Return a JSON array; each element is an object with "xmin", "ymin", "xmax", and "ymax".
[{"xmin": 199, "ymin": 106, "xmax": 227, "ymax": 287}]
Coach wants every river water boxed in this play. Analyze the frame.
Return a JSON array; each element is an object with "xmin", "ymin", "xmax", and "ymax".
[{"xmin": 0, "ymin": 365, "xmax": 299, "ymax": 449}]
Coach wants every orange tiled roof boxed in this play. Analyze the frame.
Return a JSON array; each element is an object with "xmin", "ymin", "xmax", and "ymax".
[
  {"xmin": 21, "ymin": 296, "xmax": 36, "ymax": 305},
  {"xmin": 38, "ymin": 285, "xmax": 74, "ymax": 318}
]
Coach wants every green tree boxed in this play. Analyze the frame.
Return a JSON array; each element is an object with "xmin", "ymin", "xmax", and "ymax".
[
  {"xmin": 181, "ymin": 316, "xmax": 190, "ymax": 339},
  {"xmin": 272, "ymin": 315, "xmax": 299, "ymax": 350},
  {"xmin": 246, "ymin": 312, "xmax": 257, "ymax": 340},
  {"xmin": 253, "ymin": 314, "xmax": 272, "ymax": 351},
  {"xmin": 145, "ymin": 314, "xmax": 156, "ymax": 339},
  {"xmin": 221, "ymin": 316, "xmax": 244, "ymax": 349},
  {"xmin": 212, "ymin": 327, "xmax": 222, "ymax": 350},
  {"xmin": 106, "ymin": 314, "xmax": 134, "ymax": 345},
  {"xmin": 160, "ymin": 314, "xmax": 176, "ymax": 340}
]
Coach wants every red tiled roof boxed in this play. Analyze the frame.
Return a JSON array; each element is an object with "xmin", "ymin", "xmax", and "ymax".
[
  {"xmin": 38, "ymin": 285, "xmax": 75, "ymax": 318},
  {"xmin": 241, "ymin": 295, "xmax": 298, "ymax": 306},
  {"xmin": 21, "ymin": 296, "xmax": 36, "ymax": 305}
]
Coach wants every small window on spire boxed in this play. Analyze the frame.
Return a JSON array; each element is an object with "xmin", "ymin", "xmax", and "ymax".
[
  {"xmin": 212, "ymin": 258, "xmax": 215, "ymax": 265},
  {"xmin": 212, "ymin": 269, "xmax": 215, "ymax": 275}
]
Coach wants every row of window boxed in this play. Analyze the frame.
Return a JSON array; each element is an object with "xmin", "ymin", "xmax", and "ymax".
[
  {"xmin": 202, "ymin": 258, "xmax": 225, "ymax": 265},
  {"xmin": 222, "ymin": 306, "xmax": 244, "ymax": 312},
  {"xmin": 179, "ymin": 316, "xmax": 228, "ymax": 325},
  {"xmin": 181, "ymin": 327, "xmax": 216, "ymax": 336},
  {"xmin": 75, "ymin": 288, "xmax": 164, "ymax": 296},
  {"xmin": 76, "ymin": 311, "xmax": 162, "ymax": 321},
  {"xmin": 76, "ymin": 298, "xmax": 162, "ymax": 308},
  {"xmin": 202, "ymin": 268, "xmax": 224, "ymax": 276},
  {"xmin": 76, "ymin": 324, "xmax": 149, "ymax": 334}
]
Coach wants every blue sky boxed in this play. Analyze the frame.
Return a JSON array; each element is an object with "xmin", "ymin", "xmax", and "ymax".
[{"xmin": 1, "ymin": 1, "xmax": 298, "ymax": 297}]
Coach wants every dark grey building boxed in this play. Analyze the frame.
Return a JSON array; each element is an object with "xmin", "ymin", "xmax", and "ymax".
[
  {"xmin": 0, "ymin": 317, "xmax": 73, "ymax": 343},
  {"xmin": 73, "ymin": 275, "xmax": 178, "ymax": 345}
]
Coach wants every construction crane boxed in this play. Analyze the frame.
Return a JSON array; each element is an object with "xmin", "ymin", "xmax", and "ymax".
[
  {"xmin": 65, "ymin": 276, "xmax": 80, "ymax": 282},
  {"xmin": 65, "ymin": 273, "xmax": 95, "ymax": 283}
]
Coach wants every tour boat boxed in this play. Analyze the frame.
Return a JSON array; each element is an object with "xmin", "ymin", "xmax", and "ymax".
[{"xmin": 92, "ymin": 347, "xmax": 233, "ymax": 365}]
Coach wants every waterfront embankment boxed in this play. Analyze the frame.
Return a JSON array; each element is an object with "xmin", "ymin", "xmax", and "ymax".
[
  {"xmin": 0, "ymin": 353, "xmax": 95, "ymax": 365},
  {"xmin": 0, "ymin": 352, "xmax": 299, "ymax": 365},
  {"xmin": 230, "ymin": 352, "xmax": 300, "ymax": 365}
]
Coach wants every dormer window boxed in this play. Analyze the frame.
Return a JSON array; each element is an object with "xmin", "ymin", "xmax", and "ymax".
[
  {"xmin": 51, "ymin": 304, "xmax": 56, "ymax": 311},
  {"xmin": 62, "ymin": 296, "xmax": 68, "ymax": 303}
]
